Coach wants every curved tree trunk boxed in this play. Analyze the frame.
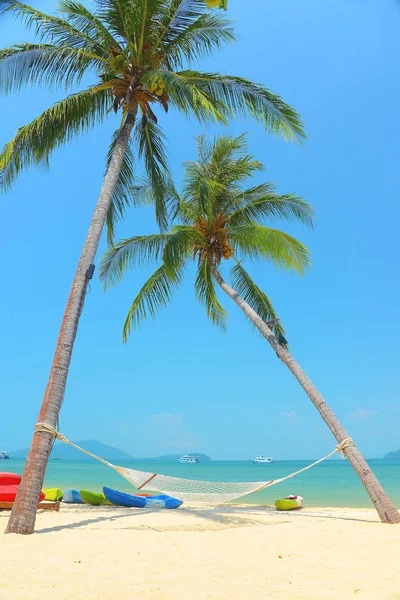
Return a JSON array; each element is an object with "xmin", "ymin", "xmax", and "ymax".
[
  {"xmin": 5, "ymin": 112, "xmax": 137, "ymax": 535},
  {"xmin": 211, "ymin": 266, "xmax": 400, "ymax": 524}
]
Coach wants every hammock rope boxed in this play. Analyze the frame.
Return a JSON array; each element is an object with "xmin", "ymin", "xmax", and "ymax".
[{"xmin": 34, "ymin": 422, "xmax": 355, "ymax": 504}]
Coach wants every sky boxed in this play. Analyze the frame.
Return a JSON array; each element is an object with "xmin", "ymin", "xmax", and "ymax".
[{"xmin": 1, "ymin": 0, "xmax": 400, "ymax": 460}]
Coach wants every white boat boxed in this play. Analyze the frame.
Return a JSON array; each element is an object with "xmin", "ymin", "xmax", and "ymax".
[
  {"xmin": 178, "ymin": 454, "xmax": 200, "ymax": 464},
  {"xmin": 0, "ymin": 451, "xmax": 10, "ymax": 460},
  {"xmin": 251, "ymin": 455, "xmax": 274, "ymax": 464}
]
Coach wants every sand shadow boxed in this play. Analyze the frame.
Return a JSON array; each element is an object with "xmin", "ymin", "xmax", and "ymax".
[
  {"xmin": 33, "ymin": 502, "xmax": 377, "ymax": 534},
  {"xmin": 35, "ymin": 507, "xmax": 148, "ymax": 534}
]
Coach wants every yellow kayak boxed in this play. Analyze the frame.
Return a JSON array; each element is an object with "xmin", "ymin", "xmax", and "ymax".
[{"xmin": 43, "ymin": 488, "xmax": 64, "ymax": 501}]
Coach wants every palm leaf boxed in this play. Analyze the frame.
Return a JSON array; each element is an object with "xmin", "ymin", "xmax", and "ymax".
[
  {"xmin": 162, "ymin": 11, "xmax": 235, "ymax": 70},
  {"xmin": 228, "ymin": 191, "xmax": 314, "ymax": 228},
  {"xmin": 195, "ymin": 259, "xmax": 227, "ymax": 329},
  {"xmin": 0, "ymin": 1, "xmax": 102, "ymax": 52},
  {"xmin": 230, "ymin": 262, "xmax": 287, "ymax": 344},
  {"xmin": 123, "ymin": 262, "xmax": 184, "ymax": 341},
  {"xmin": 170, "ymin": 71, "xmax": 305, "ymax": 141},
  {"xmin": 105, "ymin": 129, "xmax": 135, "ymax": 245},
  {"xmin": 146, "ymin": 70, "xmax": 228, "ymax": 125},
  {"xmin": 100, "ymin": 233, "xmax": 173, "ymax": 288},
  {"xmin": 163, "ymin": 225, "xmax": 202, "ymax": 273},
  {"xmin": 0, "ymin": 88, "xmax": 109, "ymax": 191},
  {"xmin": 134, "ymin": 116, "xmax": 171, "ymax": 230},
  {"xmin": 0, "ymin": 43, "xmax": 106, "ymax": 94},
  {"xmin": 231, "ymin": 225, "xmax": 311, "ymax": 273},
  {"xmin": 57, "ymin": 0, "xmax": 123, "ymax": 53}
]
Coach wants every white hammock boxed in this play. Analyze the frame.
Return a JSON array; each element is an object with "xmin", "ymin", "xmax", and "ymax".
[{"xmin": 35, "ymin": 423, "xmax": 354, "ymax": 504}]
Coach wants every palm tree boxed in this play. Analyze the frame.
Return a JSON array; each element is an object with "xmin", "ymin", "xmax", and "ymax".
[
  {"xmin": 101, "ymin": 134, "xmax": 400, "ymax": 524},
  {"xmin": 1, "ymin": 0, "xmax": 304, "ymax": 535}
]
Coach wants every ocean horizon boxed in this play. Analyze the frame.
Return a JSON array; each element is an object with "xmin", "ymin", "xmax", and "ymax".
[{"xmin": 1, "ymin": 458, "xmax": 399, "ymax": 508}]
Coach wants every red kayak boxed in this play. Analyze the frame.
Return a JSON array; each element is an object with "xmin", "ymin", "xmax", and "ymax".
[
  {"xmin": 0, "ymin": 472, "xmax": 22, "ymax": 486},
  {"xmin": 0, "ymin": 485, "xmax": 45, "ymax": 503}
]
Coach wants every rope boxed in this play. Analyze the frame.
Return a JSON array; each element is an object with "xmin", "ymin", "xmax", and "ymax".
[
  {"xmin": 34, "ymin": 422, "xmax": 115, "ymax": 468},
  {"xmin": 34, "ymin": 422, "xmax": 356, "ymax": 502}
]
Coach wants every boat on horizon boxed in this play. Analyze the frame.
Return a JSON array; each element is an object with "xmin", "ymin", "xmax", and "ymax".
[
  {"xmin": 178, "ymin": 454, "xmax": 200, "ymax": 464},
  {"xmin": 0, "ymin": 451, "xmax": 10, "ymax": 460},
  {"xmin": 250, "ymin": 455, "xmax": 275, "ymax": 464}
]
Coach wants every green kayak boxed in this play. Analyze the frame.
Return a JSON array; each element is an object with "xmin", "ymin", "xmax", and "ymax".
[
  {"xmin": 80, "ymin": 490, "xmax": 106, "ymax": 506},
  {"xmin": 43, "ymin": 488, "xmax": 64, "ymax": 501},
  {"xmin": 275, "ymin": 496, "xmax": 303, "ymax": 511}
]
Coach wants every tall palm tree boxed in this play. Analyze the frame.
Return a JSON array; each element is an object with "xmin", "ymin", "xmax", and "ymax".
[
  {"xmin": 1, "ymin": 0, "xmax": 304, "ymax": 535},
  {"xmin": 101, "ymin": 134, "xmax": 400, "ymax": 524}
]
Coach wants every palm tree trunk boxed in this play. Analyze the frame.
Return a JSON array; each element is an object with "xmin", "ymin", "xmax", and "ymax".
[
  {"xmin": 5, "ymin": 111, "xmax": 137, "ymax": 535},
  {"xmin": 211, "ymin": 265, "xmax": 400, "ymax": 524}
]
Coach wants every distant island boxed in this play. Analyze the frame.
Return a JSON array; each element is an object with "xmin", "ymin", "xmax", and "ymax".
[
  {"xmin": 12, "ymin": 440, "xmax": 134, "ymax": 461},
  {"xmin": 383, "ymin": 450, "xmax": 400, "ymax": 460},
  {"xmin": 10, "ymin": 441, "xmax": 211, "ymax": 462}
]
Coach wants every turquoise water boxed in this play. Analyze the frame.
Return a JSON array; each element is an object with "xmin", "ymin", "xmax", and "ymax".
[{"xmin": 1, "ymin": 459, "xmax": 399, "ymax": 507}]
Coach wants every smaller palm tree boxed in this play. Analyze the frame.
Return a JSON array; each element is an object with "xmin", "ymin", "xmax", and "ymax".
[
  {"xmin": 101, "ymin": 134, "xmax": 400, "ymax": 524},
  {"xmin": 101, "ymin": 134, "xmax": 312, "ymax": 340}
]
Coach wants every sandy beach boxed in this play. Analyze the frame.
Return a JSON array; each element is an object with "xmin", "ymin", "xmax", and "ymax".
[{"xmin": 1, "ymin": 504, "xmax": 399, "ymax": 600}]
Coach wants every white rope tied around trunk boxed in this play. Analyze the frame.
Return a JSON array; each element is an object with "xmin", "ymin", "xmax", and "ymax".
[{"xmin": 34, "ymin": 423, "xmax": 355, "ymax": 504}]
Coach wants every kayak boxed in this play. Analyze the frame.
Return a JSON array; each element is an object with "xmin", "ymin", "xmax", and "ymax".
[
  {"xmin": 80, "ymin": 490, "xmax": 106, "ymax": 506},
  {"xmin": 103, "ymin": 487, "xmax": 147, "ymax": 508},
  {"xmin": 62, "ymin": 489, "xmax": 85, "ymax": 504},
  {"xmin": 43, "ymin": 488, "xmax": 63, "ymax": 501},
  {"xmin": 0, "ymin": 472, "xmax": 22, "ymax": 486},
  {"xmin": 103, "ymin": 487, "xmax": 183, "ymax": 509},
  {"xmin": 0, "ymin": 485, "xmax": 45, "ymax": 503},
  {"xmin": 275, "ymin": 495, "xmax": 303, "ymax": 511},
  {"xmin": 145, "ymin": 495, "xmax": 183, "ymax": 509}
]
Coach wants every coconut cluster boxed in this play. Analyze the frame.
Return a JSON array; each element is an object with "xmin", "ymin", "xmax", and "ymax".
[{"xmin": 147, "ymin": 76, "xmax": 167, "ymax": 97}]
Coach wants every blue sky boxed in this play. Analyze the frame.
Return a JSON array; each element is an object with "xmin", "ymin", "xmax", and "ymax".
[{"xmin": 1, "ymin": 0, "xmax": 400, "ymax": 460}]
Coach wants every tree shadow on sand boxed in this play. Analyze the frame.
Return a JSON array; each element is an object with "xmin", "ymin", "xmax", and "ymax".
[{"xmin": 28, "ymin": 503, "xmax": 378, "ymax": 535}]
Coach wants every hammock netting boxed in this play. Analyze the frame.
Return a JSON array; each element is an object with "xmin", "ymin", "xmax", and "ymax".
[{"xmin": 114, "ymin": 466, "xmax": 275, "ymax": 503}]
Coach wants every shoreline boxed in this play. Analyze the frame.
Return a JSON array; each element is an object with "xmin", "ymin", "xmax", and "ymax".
[{"xmin": 1, "ymin": 504, "xmax": 399, "ymax": 599}]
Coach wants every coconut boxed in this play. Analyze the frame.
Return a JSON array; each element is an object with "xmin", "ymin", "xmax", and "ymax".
[{"xmin": 205, "ymin": 0, "xmax": 220, "ymax": 8}]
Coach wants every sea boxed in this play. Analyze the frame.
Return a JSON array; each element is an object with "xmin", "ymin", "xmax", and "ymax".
[{"xmin": 1, "ymin": 458, "xmax": 400, "ymax": 507}]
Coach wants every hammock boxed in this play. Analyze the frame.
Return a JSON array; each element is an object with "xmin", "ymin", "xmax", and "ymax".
[{"xmin": 35, "ymin": 423, "xmax": 354, "ymax": 504}]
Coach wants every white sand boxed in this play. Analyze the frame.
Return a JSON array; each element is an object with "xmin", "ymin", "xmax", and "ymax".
[{"xmin": 1, "ymin": 504, "xmax": 399, "ymax": 600}]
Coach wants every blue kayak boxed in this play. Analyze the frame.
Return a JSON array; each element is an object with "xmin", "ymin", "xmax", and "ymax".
[
  {"xmin": 103, "ymin": 487, "xmax": 183, "ymax": 509},
  {"xmin": 62, "ymin": 489, "xmax": 85, "ymax": 504},
  {"xmin": 103, "ymin": 487, "xmax": 146, "ymax": 508}
]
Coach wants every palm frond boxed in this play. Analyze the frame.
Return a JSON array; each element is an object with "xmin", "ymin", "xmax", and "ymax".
[
  {"xmin": 0, "ymin": 1, "xmax": 102, "ymax": 52},
  {"xmin": 105, "ymin": 129, "xmax": 135, "ymax": 245},
  {"xmin": 0, "ymin": 43, "xmax": 105, "ymax": 94},
  {"xmin": 0, "ymin": 88, "xmax": 109, "ymax": 191},
  {"xmin": 182, "ymin": 159, "xmax": 225, "ymax": 217},
  {"xmin": 134, "ymin": 116, "xmax": 171, "ymax": 230},
  {"xmin": 146, "ymin": 70, "xmax": 228, "ymax": 125},
  {"xmin": 171, "ymin": 71, "xmax": 305, "ymax": 141},
  {"xmin": 228, "ymin": 192, "xmax": 314, "ymax": 228},
  {"xmin": 162, "ymin": 11, "xmax": 235, "ymax": 70},
  {"xmin": 163, "ymin": 225, "xmax": 202, "ymax": 273},
  {"xmin": 230, "ymin": 262, "xmax": 287, "ymax": 344},
  {"xmin": 93, "ymin": 0, "xmax": 129, "ymax": 43},
  {"xmin": 57, "ymin": 0, "xmax": 122, "ymax": 53},
  {"xmin": 100, "ymin": 233, "xmax": 173, "ymax": 288},
  {"xmin": 123, "ymin": 262, "xmax": 184, "ymax": 341},
  {"xmin": 231, "ymin": 225, "xmax": 311, "ymax": 274},
  {"xmin": 195, "ymin": 259, "xmax": 227, "ymax": 329}
]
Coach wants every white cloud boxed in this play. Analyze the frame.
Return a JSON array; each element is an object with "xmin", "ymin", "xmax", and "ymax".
[
  {"xmin": 348, "ymin": 406, "xmax": 378, "ymax": 420},
  {"xmin": 279, "ymin": 410, "xmax": 302, "ymax": 425}
]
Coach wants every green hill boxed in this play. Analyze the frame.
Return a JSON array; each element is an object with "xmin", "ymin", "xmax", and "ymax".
[
  {"xmin": 12, "ymin": 440, "xmax": 134, "ymax": 461},
  {"xmin": 383, "ymin": 449, "xmax": 400, "ymax": 460}
]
